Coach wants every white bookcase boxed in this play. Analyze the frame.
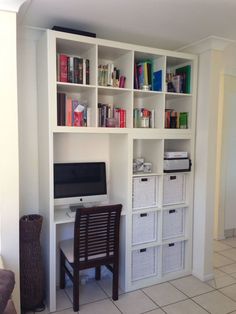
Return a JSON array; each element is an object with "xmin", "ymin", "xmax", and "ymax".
[{"xmin": 37, "ymin": 29, "xmax": 197, "ymax": 312}]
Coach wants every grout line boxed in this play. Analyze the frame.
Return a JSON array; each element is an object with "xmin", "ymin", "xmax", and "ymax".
[{"xmin": 189, "ymin": 297, "xmax": 212, "ymax": 314}]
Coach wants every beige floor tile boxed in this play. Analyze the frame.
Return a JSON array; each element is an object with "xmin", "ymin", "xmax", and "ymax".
[
  {"xmin": 65, "ymin": 281, "xmax": 107, "ymax": 305},
  {"xmin": 214, "ymin": 240, "xmax": 231, "ymax": 252},
  {"xmin": 78, "ymin": 299, "xmax": 121, "ymax": 314},
  {"xmin": 56, "ymin": 289, "xmax": 72, "ymax": 311},
  {"xmin": 57, "ymin": 308, "xmax": 77, "ymax": 314},
  {"xmin": 219, "ymin": 263, "xmax": 236, "ymax": 274},
  {"xmin": 142, "ymin": 282, "xmax": 187, "ymax": 306},
  {"xmin": 213, "ymin": 252, "xmax": 234, "ymax": 267},
  {"xmin": 222, "ymin": 237, "xmax": 236, "ymax": 248},
  {"xmin": 193, "ymin": 290, "xmax": 236, "ymax": 314},
  {"xmin": 213, "ymin": 268, "xmax": 226, "ymax": 278},
  {"xmin": 170, "ymin": 275, "xmax": 214, "ymax": 297},
  {"xmin": 207, "ymin": 273, "xmax": 236, "ymax": 288},
  {"xmin": 230, "ymin": 272, "xmax": 236, "ymax": 279},
  {"xmin": 144, "ymin": 309, "xmax": 165, "ymax": 314},
  {"xmin": 163, "ymin": 299, "xmax": 209, "ymax": 314},
  {"xmin": 220, "ymin": 283, "xmax": 236, "ymax": 301},
  {"xmin": 96, "ymin": 274, "xmax": 124, "ymax": 297},
  {"xmin": 113, "ymin": 290, "xmax": 157, "ymax": 314},
  {"xmin": 220, "ymin": 248, "xmax": 236, "ymax": 261}
]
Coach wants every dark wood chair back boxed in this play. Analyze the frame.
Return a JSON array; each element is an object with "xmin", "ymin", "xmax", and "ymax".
[
  {"xmin": 60, "ymin": 204, "xmax": 122, "ymax": 312},
  {"xmin": 74, "ymin": 204, "xmax": 122, "ymax": 268}
]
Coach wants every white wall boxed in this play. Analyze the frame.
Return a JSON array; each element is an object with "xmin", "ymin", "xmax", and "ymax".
[
  {"xmin": 0, "ymin": 9, "xmax": 20, "ymax": 311},
  {"xmin": 181, "ymin": 38, "xmax": 227, "ymax": 281},
  {"xmin": 221, "ymin": 75, "xmax": 236, "ymax": 230},
  {"xmin": 18, "ymin": 27, "xmax": 44, "ymax": 216}
]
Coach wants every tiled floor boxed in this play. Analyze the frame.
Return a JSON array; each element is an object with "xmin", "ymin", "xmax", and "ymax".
[{"xmin": 26, "ymin": 237, "xmax": 236, "ymax": 313}]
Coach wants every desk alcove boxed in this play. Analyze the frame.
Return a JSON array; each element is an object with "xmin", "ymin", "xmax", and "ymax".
[{"xmin": 46, "ymin": 132, "xmax": 129, "ymax": 311}]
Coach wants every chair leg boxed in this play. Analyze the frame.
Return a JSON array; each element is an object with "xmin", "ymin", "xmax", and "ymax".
[
  {"xmin": 112, "ymin": 262, "xmax": 119, "ymax": 301},
  {"xmin": 73, "ymin": 268, "xmax": 80, "ymax": 312},
  {"xmin": 95, "ymin": 266, "xmax": 101, "ymax": 280},
  {"xmin": 60, "ymin": 250, "xmax": 65, "ymax": 289}
]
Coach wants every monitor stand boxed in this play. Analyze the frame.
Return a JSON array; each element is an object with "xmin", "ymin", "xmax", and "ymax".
[{"xmin": 69, "ymin": 204, "xmax": 85, "ymax": 212}]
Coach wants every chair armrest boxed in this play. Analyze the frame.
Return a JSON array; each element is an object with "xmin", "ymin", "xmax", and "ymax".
[{"xmin": 0, "ymin": 269, "xmax": 15, "ymax": 313}]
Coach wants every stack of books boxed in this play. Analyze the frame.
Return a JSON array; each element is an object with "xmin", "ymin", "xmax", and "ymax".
[
  {"xmin": 166, "ymin": 65, "xmax": 191, "ymax": 94},
  {"xmin": 57, "ymin": 53, "xmax": 89, "ymax": 84},
  {"xmin": 57, "ymin": 92, "xmax": 90, "ymax": 127},
  {"xmin": 165, "ymin": 110, "xmax": 188, "ymax": 129},
  {"xmin": 134, "ymin": 60, "xmax": 152, "ymax": 90},
  {"xmin": 98, "ymin": 64, "xmax": 126, "ymax": 88},
  {"xmin": 98, "ymin": 103, "xmax": 126, "ymax": 128}
]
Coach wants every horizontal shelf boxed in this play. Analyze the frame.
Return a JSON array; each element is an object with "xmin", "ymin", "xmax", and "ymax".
[
  {"xmin": 132, "ymin": 172, "xmax": 162, "ymax": 177},
  {"xmin": 134, "ymin": 90, "xmax": 164, "ymax": 97},
  {"xmin": 98, "ymin": 86, "xmax": 132, "ymax": 95},
  {"xmin": 57, "ymin": 82, "xmax": 96, "ymax": 93},
  {"xmin": 131, "ymin": 206, "xmax": 162, "ymax": 215},
  {"xmin": 162, "ymin": 203, "xmax": 189, "ymax": 211},
  {"xmin": 52, "ymin": 126, "xmax": 192, "ymax": 139},
  {"xmin": 161, "ymin": 236, "xmax": 188, "ymax": 246},
  {"xmin": 131, "ymin": 241, "xmax": 162, "ymax": 251},
  {"xmin": 165, "ymin": 92, "xmax": 192, "ymax": 99}
]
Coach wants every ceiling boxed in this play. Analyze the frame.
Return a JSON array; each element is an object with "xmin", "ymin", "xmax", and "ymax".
[{"xmin": 18, "ymin": 0, "xmax": 236, "ymax": 50}]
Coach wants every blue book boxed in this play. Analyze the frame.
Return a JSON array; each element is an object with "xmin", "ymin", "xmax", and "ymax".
[{"xmin": 153, "ymin": 70, "xmax": 162, "ymax": 91}]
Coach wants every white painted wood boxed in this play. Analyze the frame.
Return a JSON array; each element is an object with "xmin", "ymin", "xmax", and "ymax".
[
  {"xmin": 0, "ymin": 10, "xmax": 20, "ymax": 312},
  {"xmin": 37, "ymin": 30, "xmax": 197, "ymax": 310},
  {"xmin": 221, "ymin": 75, "xmax": 236, "ymax": 230}
]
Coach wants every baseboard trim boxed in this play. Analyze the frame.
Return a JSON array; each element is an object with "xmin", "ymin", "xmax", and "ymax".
[{"xmin": 192, "ymin": 271, "xmax": 214, "ymax": 282}]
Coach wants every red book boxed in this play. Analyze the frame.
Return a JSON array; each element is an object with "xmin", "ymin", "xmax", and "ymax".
[
  {"xmin": 59, "ymin": 54, "xmax": 68, "ymax": 82},
  {"xmin": 74, "ymin": 111, "xmax": 83, "ymax": 126},
  {"xmin": 119, "ymin": 109, "xmax": 126, "ymax": 128},
  {"xmin": 66, "ymin": 97, "xmax": 72, "ymax": 126}
]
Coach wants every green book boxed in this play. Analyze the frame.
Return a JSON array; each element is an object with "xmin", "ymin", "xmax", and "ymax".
[
  {"xmin": 176, "ymin": 65, "xmax": 191, "ymax": 94},
  {"xmin": 179, "ymin": 112, "xmax": 188, "ymax": 129}
]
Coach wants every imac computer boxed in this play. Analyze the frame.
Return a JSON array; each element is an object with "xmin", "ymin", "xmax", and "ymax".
[{"xmin": 54, "ymin": 162, "xmax": 107, "ymax": 209}]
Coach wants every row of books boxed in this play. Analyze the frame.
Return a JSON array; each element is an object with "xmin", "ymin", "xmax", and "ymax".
[
  {"xmin": 57, "ymin": 53, "xmax": 89, "ymax": 84},
  {"xmin": 133, "ymin": 108, "xmax": 155, "ymax": 128},
  {"xmin": 134, "ymin": 61, "xmax": 162, "ymax": 92},
  {"xmin": 98, "ymin": 64, "xmax": 126, "ymax": 88},
  {"xmin": 166, "ymin": 65, "xmax": 191, "ymax": 94},
  {"xmin": 165, "ymin": 110, "xmax": 188, "ymax": 129},
  {"xmin": 57, "ymin": 92, "xmax": 90, "ymax": 127},
  {"xmin": 134, "ymin": 60, "xmax": 152, "ymax": 90},
  {"xmin": 98, "ymin": 103, "xmax": 126, "ymax": 127}
]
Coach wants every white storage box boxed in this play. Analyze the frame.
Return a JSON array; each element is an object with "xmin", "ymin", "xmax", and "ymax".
[
  {"xmin": 163, "ymin": 174, "xmax": 185, "ymax": 205},
  {"xmin": 132, "ymin": 211, "xmax": 157, "ymax": 245},
  {"xmin": 162, "ymin": 208, "xmax": 184, "ymax": 240},
  {"xmin": 133, "ymin": 176, "xmax": 157, "ymax": 209},
  {"xmin": 162, "ymin": 241, "xmax": 185, "ymax": 274},
  {"xmin": 132, "ymin": 247, "xmax": 158, "ymax": 281}
]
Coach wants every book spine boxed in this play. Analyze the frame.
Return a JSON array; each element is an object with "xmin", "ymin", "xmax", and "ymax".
[
  {"xmin": 59, "ymin": 54, "xmax": 68, "ymax": 82},
  {"xmin": 72, "ymin": 100, "xmax": 78, "ymax": 126},
  {"xmin": 73, "ymin": 57, "xmax": 79, "ymax": 84},
  {"xmin": 119, "ymin": 109, "xmax": 126, "ymax": 128},
  {"xmin": 78, "ymin": 58, "xmax": 83, "ymax": 84},
  {"xmin": 86, "ymin": 59, "xmax": 89, "ymax": 85},
  {"xmin": 83, "ymin": 58, "xmax": 86, "ymax": 84},
  {"xmin": 68, "ymin": 56, "xmax": 74, "ymax": 83},
  {"xmin": 66, "ymin": 97, "xmax": 72, "ymax": 126}
]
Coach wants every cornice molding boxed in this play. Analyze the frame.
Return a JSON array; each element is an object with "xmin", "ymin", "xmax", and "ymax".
[
  {"xmin": 0, "ymin": 0, "xmax": 28, "ymax": 13},
  {"xmin": 179, "ymin": 36, "xmax": 236, "ymax": 54}
]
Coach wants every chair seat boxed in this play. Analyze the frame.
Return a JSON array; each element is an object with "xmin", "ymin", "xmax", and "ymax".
[{"xmin": 60, "ymin": 239, "xmax": 114, "ymax": 263}]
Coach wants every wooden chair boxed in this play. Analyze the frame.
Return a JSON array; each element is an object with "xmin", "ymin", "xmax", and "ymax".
[{"xmin": 59, "ymin": 204, "xmax": 122, "ymax": 312}]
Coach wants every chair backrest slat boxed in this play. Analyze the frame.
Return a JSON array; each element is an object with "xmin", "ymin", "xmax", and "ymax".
[{"xmin": 74, "ymin": 204, "xmax": 122, "ymax": 264}]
